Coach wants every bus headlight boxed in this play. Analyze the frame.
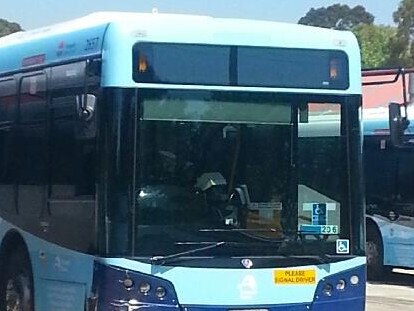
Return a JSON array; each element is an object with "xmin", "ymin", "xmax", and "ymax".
[
  {"xmin": 122, "ymin": 277, "xmax": 134, "ymax": 290},
  {"xmin": 139, "ymin": 282, "xmax": 151, "ymax": 295},
  {"xmin": 93, "ymin": 262, "xmax": 179, "ymax": 309},
  {"xmin": 350, "ymin": 275, "xmax": 359, "ymax": 285},
  {"xmin": 155, "ymin": 286, "xmax": 166, "ymax": 299},
  {"xmin": 322, "ymin": 283, "xmax": 333, "ymax": 296},
  {"xmin": 336, "ymin": 279, "xmax": 346, "ymax": 291}
]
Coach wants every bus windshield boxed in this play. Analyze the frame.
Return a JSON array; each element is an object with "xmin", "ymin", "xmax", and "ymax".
[{"xmin": 132, "ymin": 89, "xmax": 356, "ymax": 260}]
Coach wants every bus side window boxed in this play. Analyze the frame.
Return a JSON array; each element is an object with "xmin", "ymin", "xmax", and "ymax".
[
  {"xmin": 16, "ymin": 74, "xmax": 47, "ymax": 216},
  {"xmin": 49, "ymin": 62, "xmax": 98, "ymax": 199},
  {"xmin": 0, "ymin": 78, "xmax": 16, "ymax": 214},
  {"xmin": 50, "ymin": 95, "xmax": 97, "ymax": 198}
]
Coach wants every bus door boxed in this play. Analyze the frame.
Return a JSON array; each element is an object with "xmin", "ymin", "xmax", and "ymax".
[
  {"xmin": 42, "ymin": 62, "xmax": 98, "ymax": 253},
  {"xmin": 34, "ymin": 63, "xmax": 98, "ymax": 310}
]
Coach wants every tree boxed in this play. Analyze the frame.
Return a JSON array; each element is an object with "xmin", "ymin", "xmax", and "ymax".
[
  {"xmin": 0, "ymin": 18, "xmax": 22, "ymax": 37},
  {"xmin": 388, "ymin": 0, "xmax": 414, "ymax": 67},
  {"xmin": 353, "ymin": 24, "xmax": 397, "ymax": 68},
  {"xmin": 298, "ymin": 4, "xmax": 374, "ymax": 30}
]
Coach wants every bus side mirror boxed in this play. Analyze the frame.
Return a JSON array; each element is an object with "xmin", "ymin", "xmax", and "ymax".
[
  {"xmin": 76, "ymin": 94, "xmax": 97, "ymax": 140},
  {"xmin": 389, "ymin": 102, "xmax": 409, "ymax": 147},
  {"xmin": 77, "ymin": 94, "xmax": 96, "ymax": 122}
]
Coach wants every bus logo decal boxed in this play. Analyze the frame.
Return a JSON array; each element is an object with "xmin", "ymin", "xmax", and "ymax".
[
  {"xmin": 238, "ymin": 274, "xmax": 257, "ymax": 300},
  {"xmin": 241, "ymin": 259, "xmax": 253, "ymax": 269},
  {"xmin": 56, "ymin": 41, "xmax": 77, "ymax": 57}
]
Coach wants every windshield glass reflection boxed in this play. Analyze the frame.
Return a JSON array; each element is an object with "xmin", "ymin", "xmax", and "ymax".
[{"xmin": 133, "ymin": 90, "xmax": 349, "ymax": 259}]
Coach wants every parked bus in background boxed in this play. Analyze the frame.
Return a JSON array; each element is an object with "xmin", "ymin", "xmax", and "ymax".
[
  {"xmin": 0, "ymin": 12, "xmax": 365, "ymax": 310},
  {"xmin": 363, "ymin": 68, "xmax": 414, "ymax": 279}
]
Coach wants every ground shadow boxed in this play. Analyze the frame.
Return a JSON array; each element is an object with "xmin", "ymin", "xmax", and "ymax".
[{"xmin": 370, "ymin": 270, "xmax": 414, "ymax": 288}]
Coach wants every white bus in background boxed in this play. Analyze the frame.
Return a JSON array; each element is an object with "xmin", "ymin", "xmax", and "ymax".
[{"xmin": 363, "ymin": 68, "xmax": 414, "ymax": 279}]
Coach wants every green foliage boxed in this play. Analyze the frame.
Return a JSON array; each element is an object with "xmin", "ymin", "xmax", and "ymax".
[
  {"xmin": 298, "ymin": 4, "xmax": 374, "ymax": 30},
  {"xmin": 388, "ymin": 0, "xmax": 414, "ymax": 67},
  {"xmin": 352, "ymin": 24, "xmax": 396, "ymax": 69},
  {"xmin": 0, "ymin": 18, "xmax": 22, "ymax": 37}
]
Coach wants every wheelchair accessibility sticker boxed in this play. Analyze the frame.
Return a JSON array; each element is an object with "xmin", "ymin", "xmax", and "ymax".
[
  {"xmin": 336, "ymin": 239, "xmax": 350, "ymax": 254},
  {"xmin": 312, "ymin": 203, "xmax": 327, "ymax": 225}
]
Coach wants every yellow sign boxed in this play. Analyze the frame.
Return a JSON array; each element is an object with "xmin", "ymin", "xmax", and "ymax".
[{"xmin": 273, "ymin": 269, "xmax": 316, "ymax": 285}]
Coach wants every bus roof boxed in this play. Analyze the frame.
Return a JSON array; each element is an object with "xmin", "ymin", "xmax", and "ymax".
[
  {"xmin": 0, "ymin": 13, "xmax": 111, "ymax": 75},
  {"xmin": 0, "ymin": 12, "xmax": 361, "ymax": 92}
]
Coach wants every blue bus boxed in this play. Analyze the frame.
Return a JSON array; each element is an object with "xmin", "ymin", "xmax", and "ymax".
[
  {"xmin": 0, "ymin": 12, "xmax": 365, "ymax": 311},
  {"xmin": 363, "ymin": 68, "xmax": 414, "ymax": 279}
]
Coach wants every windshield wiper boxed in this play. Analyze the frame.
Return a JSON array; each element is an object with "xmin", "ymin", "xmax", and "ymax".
[
  {"xmin": 199, "ymin": 228, "xmax": 281, "ymax": 233},
  {"xmin": 150, "ymin": 241, "xmax": 226, "ymax": 265},
  {"xmin": 287, "ymin": 254, "xmax": 330, "ymax": 264},
  {"xmin": 286, "ymin": 254, "xmax": 358, "ymax": 264},
  {"xmin": 199, "ymin": 228, "xmax": 290, "ymax": 243}
]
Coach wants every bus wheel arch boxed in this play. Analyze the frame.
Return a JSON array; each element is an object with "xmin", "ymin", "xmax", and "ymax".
[
  {"xmin": 366, "ymin": 218, "xmax": 389, "ymax": 280},
  {"xmin": 0, "ymin": 230, "xmax": 34, "ymax": 311}
]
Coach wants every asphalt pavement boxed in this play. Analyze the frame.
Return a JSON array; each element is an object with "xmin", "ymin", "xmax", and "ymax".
[{"xmin": 367, "ymin": 269, "xmax": 414, "ymax": 311}]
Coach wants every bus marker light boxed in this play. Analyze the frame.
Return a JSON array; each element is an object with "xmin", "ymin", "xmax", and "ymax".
[
  {"xmin": 138, "ymin": 55, "xmax": 148, "ymax": 73},
  {"xmin": 330, "ymin": 59, "xmax": 339, "ymax": 79}
]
